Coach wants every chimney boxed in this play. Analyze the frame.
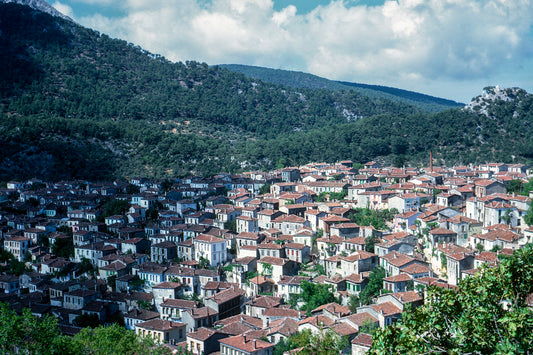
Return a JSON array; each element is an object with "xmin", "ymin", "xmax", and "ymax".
[{"xmin": 253, "ymin": 340, "xmax": 257, "ymax": 348}]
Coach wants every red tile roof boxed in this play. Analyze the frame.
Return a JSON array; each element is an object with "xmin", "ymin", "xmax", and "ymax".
[
  {"xmin": 371, "ymin": 302, "xmax": 402, "ymax": 316},
  {"xmin": 206, "ymin": 287, "xmax": 245, "ymax": 304},
  {"xmin": 186, "ymin": 327, "xmax": 215, "ymax": 341},
  {"xmin": 263, "ymin": 307, "xmax": 303, "ymax": 318},
  {"xmin": 311, "ymin": 302, "xmax": 351, "ymax": 317},
  {"xmin": 137, "ymin": 319, "xmax": 185, "ymax": 331},
  {"xmin": 219, "ymin": 334, "xmax": 274, "ymax": 352},
  {"xmin": 195, "ymin": 234, "xmax": 225, "ymax": 244},
  {"xmin": 257, "ymin": 256, "xmax": 290, "ymax": 266},
  {"xmin": 383, "ymin": 273, "xmax": 411, "ymax": 283},
  {"xmin": 298, "ymin": 315, "xmax": 334, "ymax": 327},
  {"xmin": 352, "ymin": 333, "xmax": 373, "ymax": 347}
]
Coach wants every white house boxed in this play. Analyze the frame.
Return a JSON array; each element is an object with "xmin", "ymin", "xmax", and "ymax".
[{"xmin": 193, "ymin": 234, "xmax": 227, "ymax": 267}]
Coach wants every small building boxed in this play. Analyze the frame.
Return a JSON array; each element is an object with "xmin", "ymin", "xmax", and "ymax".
[
  {"xmin": 124, "ymin": 308, "xmax": 160, "ymax": 331},
  {"xmin": 135, "ymin": 319, "xmax": 186, "ymax": 345},
  {"xmin": 186, "ymin": 327, "xmax": 229, "ymax": 355},
  {"xmin": 152, "ymin": 281, "xmax": 182, "ymax": 313},
  {"xmin": 181, "ymin": 307, "xmax": 219, "ymax": 333},
  {"xmin": 4, "ymin": 236, "xmax": 30, "ymax": 262},
  {"xmin": 204, "ymin": 286, "xmax": 246, "ymax": 320},
  {"xmin": 194, "ymin": 234, "xmax": 228, "ymax": 267},
  {"xmin": 151, "ymin": 241, "xmax": 178, "ymax": 264},
  {"xmin": 352, "ymin": 333, "xmax": 373, "ymax": 355},
  {"xmin": 219, "ymin": 334, "xmax": 274, "ymax": 355}
]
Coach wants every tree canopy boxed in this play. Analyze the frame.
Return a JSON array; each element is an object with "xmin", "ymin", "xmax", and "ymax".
[
  {"xmin": 370, "ymin": 244, "xmax": 533, "ymax": 354},
  {"xmin": 298, "ymin": 280, "xmax": 337, "ymax": 314},
  {"xmin": 273, "ymin": 328, "xmax": 348, "ymax": 355},
  {"xmin": 0, "ymin": 303, "xmax": 173, "ymax": 355}
]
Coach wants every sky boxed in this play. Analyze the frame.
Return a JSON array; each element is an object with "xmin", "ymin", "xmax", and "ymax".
[{"xmin": 50, "ymin": 0, "xmax": 533, "ymax": 103}]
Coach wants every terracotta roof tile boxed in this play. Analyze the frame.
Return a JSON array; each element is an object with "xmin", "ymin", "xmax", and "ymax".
[
  {"xmin": 219, "ymin": 334, "xmax": 274, "ymax": 352},
  {"xmin": 352, "ymin": 333, "xmax": 373, "ymax": 347}
]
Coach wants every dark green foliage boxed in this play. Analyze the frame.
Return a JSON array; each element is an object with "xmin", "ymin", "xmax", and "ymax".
[
  {"xmin": 365, "ymin": 233, "xmax": 380, "ymax": 254},
  {"xmin": 315, "ymin": 189, "xmax": 347, "ymax": 202},
  {"xmin": 198, "ymin": 256, "xmax": 210, "ymax": 269},
  {"xmin": 359, "ymin": 266, "xmax": 386, "ymax": 305},
  {"xmin": 98, "ymin": 199, "xmax": 130, "ymax": 221},
  {"xmin": 1, "ymin": 256, "xmax": 31, "ymax": 276},
  {"xmin": 506, "ymin": 179, "xmax": 523, "ymax": 194},
  {"xmin": 137, "ymin": 300, "xmax": 154, "ymax": 311},
  {"xmin": 57, "ymin": 225, "xmax": 73, "ymax": 236},
  {"xmin": 0, "ymin": 303, "xmax": 63, "ymax": 354},
  {"xmin": 370, "ymin": 244, "xmax": 533, "ymax": 354},
  {"xmin": 273, "ymin": 329, "xmax": 348, "ymax": 355},
  {"xmin": 72, "ymin": 323, "xmax": 172, "ymax": 354},
  {"xmin": 77, "ymin": 257, "xmax": 95, "ymax": 276},
  {"xmin": 522, "ymin": 178, "xmax": 533, "ymax": 197},
  {"xmin": 224, "ymin": 220, "xmax": 237, "ymax": 233},
  {"xmin": 524, "ymin": 203, "xmax": 533, "ymax": 226},
  {"xmin": 126, "ymin": 184, "xmax": 140, "ymax": 194},
  {"xmin": 311, "ymin": 264, "xmax": 325, "ymax": 275},
  {"xmin": 245, "ymin": 271, "xmax": 258, "ymax": 281},
  {"xmin": 130, "ymin": 277, "xmax": 145, "ymax": 291},
  {"xmin": 73, "ymin": 313, "xmax": 101, "ymax": 328},
  {"xmin": 0, "ymin": 303, "xmax": 172, "ymax": 354},
  {"xmin": 298, "ymin": 280, "xmax": 336, "ymax": 313},
  {"xmin": 440, "ymin": 252, "xmax": 448, "ymax": 270},
  {"xmin": 146, "ymin": 206, "xmax": 161, "ymax": 221},
  {"xmin": 0, "ymin": 249, "xmax": 12, "ymax": 263},
  {"xmin": 52, "ymin": 237, "xmax": 74, "ymax": 258},
  {"xmin": 259, "ymin": 184, "xmax": 271, "ymax": 195},
  {"xmin": 221, "ymin": 64, "xmax": 462, "ymax": 112},
  {"xmin": 348, "ymin": 294, "xmax": 360, "ymax": 313},
  {"xmin": 349, "ymin": 208, "xmax": 396, "ymax": 230},
  {"xmin": 406, "ymin": 279, "xmax": 414, "ymax": 291},
  {"xmin": 107, "ymin": 274, "xmax": 117, "ymax": 291}
]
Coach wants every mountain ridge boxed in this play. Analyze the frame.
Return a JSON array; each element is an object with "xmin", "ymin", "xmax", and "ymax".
[
  {"xmin": 0, "ymin": 0, "xmax": 72, "ymax": 21},
  {"xmin": 1, "ymin": 2, "xmax": 532, "ymax": 181},
  {"xmin": 220, "ymin": 64, "xmax": 463, "ymax": 113}
]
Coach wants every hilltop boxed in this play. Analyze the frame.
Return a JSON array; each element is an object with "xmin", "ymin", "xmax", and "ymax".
[{"xmin": 221, "ymin": 64, "xmax": 463, "ymax": 113}]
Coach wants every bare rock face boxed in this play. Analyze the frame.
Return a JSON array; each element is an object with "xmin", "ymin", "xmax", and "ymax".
[
  {"xmin": 0, "ymin": 0, "xmax": 72, "ymax": 21},
  {"xmin": 464, "ymin": 86, "xmax": 528, "ymax": 118}
]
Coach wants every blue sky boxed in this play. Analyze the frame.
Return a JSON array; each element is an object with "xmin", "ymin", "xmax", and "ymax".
[{"xmin": 51, "ymin": 0, "xmax": 533, "ymax": 103}]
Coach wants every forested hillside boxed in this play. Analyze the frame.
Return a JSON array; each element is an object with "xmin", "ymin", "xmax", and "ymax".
[
  {"xmin": 221, "ymin": 64, "xmax": 463, "ymax": 113},
  {"xmin": 1, "ymin": 3, "xmax": 532, "ymax": 181}
]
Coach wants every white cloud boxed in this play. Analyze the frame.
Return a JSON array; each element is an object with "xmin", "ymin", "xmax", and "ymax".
[
  {"xmin": 73, "ymin": 0, "xmax": 533, "ymax": 101},
  {"xmin": 70, "ymin": 0, "xmax": 116, "ymax": 5},
  {"xmin": 51, "ymin": 1, "xmax": 75, "ymax": 18}
]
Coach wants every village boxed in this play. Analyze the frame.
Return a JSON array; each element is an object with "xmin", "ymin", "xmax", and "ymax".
[{"xmin": 1, "ymin": 160, "xmax": 533, "ymax": 355}]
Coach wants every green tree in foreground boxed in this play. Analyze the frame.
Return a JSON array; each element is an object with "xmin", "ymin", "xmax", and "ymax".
[
  {"xmin": 273, "ymin": 329, "xmax": 348, "ymax": 355},
  {"xmin": 0, "ymin": 303, "xmax": 173, "ymax": 354},
  {"xmin": 370, "ymin": 244, "xmax": 533, "ymax": 354},
  {"xmin": 0, "ymin": 304, "xmax": 62, "ymax": 354},
  {"xmin": 71, "ymin": 324, "xmax": 172, "ymax": 355}
]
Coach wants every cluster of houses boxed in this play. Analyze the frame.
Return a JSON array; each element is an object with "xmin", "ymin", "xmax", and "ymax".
[{"xmin": 1, "ymin": 160, "xmax": 533, "ymax": 354}]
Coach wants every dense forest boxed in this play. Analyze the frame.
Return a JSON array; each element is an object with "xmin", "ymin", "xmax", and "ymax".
[
  {"xmin": 1, "ymin": 3, "xmax": 532, "ymax": 181},
  {"xmin": 221, "ymin": 64, "xmax": 463, "ymax": 113}
]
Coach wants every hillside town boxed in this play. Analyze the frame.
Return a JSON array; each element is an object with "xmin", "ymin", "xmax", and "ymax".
[{"xmin": 1, "ymin": 160, "xmax": 533, "ymax": 354}]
